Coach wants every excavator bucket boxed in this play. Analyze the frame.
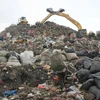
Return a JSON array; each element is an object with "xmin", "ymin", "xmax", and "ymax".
[
  {"xmin": 47, "ymin": 8, "xmax": 53, "ymax": 13},
  {"xmin": 59, "ymin": 8, "xmax": 65, "ymax": 12}
]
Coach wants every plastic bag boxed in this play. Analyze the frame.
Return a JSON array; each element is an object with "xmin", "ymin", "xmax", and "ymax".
[
  {"xmin": 83, "ymin": 59, "xmax": 92, "ymax": 69},
  {"xmin": 90, "ymin": 61, "xmax": 100, "ymax": 73},
  {"xmin": 0, "ymin": 51, "xmax": 8, "ymax": 57},
  {"xmin": 0, "ymin": 57, "xmax": 7, "ymax": 62},
  {"xmin": 90, "ymin": 72, "xmax": 100, "ymax": 89},
  {"xmin": 20, "ymin": 51, "xmax": 36, "ymax": 65},
  {"xmin": 81, "ymin": 79, "xmax": 94, "ymax": 90},
  {"xmin": 66, "ymin": 53, "xmax": 79, "ymax": 61},
  {"xmin": 76, "ymin": 50, "xmax": 88, "ymax": 56},
  {"xmin": 76, "ymin": 69, "xmax": 90, "ymax": 83},
  {"xmin": 6, "ymin": 56, "xmax": 21, "ymax": 66},
  {"xmin": 89, "ymin": 86, "xmax": 100, "ymax": 100}
]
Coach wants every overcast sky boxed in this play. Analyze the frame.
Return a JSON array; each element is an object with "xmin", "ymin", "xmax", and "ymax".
[{"xmin": 0, "ymin": 0, "xmax": 100, "ymax": 33}]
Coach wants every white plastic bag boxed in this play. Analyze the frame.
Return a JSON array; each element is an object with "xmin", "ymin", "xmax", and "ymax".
[
  {"xmin": 0, "ymin": 51, "xmax": 8, "ymax": 57},
  {"xmin": 0, "ymin": 57, "xmax": 7, "ymax": 62},
  {"xmin": 20, "ymin": 51, "xmax": 36, "ymax": 65}
]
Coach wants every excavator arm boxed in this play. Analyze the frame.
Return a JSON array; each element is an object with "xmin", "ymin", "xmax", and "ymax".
[
  {"xmin": 58, "ymin": 13, "xmax": 82, "ymax": 29},
  {"xmin": 41, "ymin": 14, "xmax": 52, "ymax": 24},
  {"xmin": 41, "ymin": 8, "xmax": 87, "ymax": 35},
  {"xmin": 41, "ymin": 12, "xmax": 82, "ymax": 30}
]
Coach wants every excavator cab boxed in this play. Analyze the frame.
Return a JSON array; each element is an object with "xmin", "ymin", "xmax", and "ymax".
[
  {"xmin": 78, "ymin": 29, "xmax": 87, "ymax": 38},
  {"xmin": 41, "ymin": 8, "xmax": 87, "ymax": 37},
  {"xmin": 88, "ymin": 31, "xmax": 95, "ymax": 39},
  {"xmin": 18, "ymin": 17, "xmax": 28, "ymax": 24},
  {"xmin": 96, "ymin": 31, "xmax": 100, "ymax": 40}
]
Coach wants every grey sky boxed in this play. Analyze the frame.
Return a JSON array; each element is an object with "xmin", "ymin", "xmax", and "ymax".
[{"xmin": 0, "ymin": 0, "xmax": 100, "ymax": 33}]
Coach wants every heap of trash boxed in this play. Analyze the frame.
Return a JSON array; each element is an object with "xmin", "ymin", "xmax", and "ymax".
[
  {"xmin": 0, "ymin": 21, "xmax": 76, "ymax": 37},
  {"xmin": 0, "ymin": 22, "xmax": 100, "ymax": 100}
]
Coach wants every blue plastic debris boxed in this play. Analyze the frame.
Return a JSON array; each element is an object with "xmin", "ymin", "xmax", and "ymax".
[{"xmin": 4, "ymin": 90, "xmax": 17, "ymax": 97}]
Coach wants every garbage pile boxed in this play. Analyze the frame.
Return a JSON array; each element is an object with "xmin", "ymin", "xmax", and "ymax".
[
  {"xmin": 0, "ymin": 22, "xmax": 100, "ymax": 100},
  {"xmin": 29, "ymin": 21, "xmax": 77, "ymax": 36},
  {"xmin": 0, "ymin": 21, "xmax": 76, "ymax": 38},
  {"xmin": 0, "ymin": 23, "xmax": 30, "ymax": 38}
]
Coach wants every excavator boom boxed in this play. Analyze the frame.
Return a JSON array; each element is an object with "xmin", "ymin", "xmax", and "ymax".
[
  {"xmin": 41, "ymin": 14, "xmax": 52, "ymax": 23},
  {"xmin": 58, "ymin": 13, "xmax": 82, "ymax": 29},
  {"xmin": 41, "ymin": 12, "xmax": 82, "ymax": 30}
]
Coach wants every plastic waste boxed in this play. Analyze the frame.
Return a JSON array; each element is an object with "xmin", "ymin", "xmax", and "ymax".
[
  {"xmin": 41, "ymin": 64, "xmax": 51, "ymax": 70},
  {"xmin": 67, "ymin": 91, "xmax": 83, "ymax": 100},
  {"xmin": 27, "ymin": 93, "xmax": 34, "ymax": 98},
  {"xmin": 0, "ymin": 57, "xmax": 7, "ymax": 62},
  {"xmin": 4, "ymin": 90, "xmax": 17, "ymax": 97},
  {"xmin": 69, "ymin": 85, "xmax": 80, "ymax": 93},
  {"xmin": 67, "ymin": 85, "xmax": 83, "ymax": 100},
  {"xmin": 53, "ymin": 76, "xmax": 59, "ymax": 82},
  {"xmin": 0, "ymin": 51, "xmax": 8, "ymax": 57},
  {"xmin": 20, "ymin": 51, "xmax": 36, "ymax": 65},
  {"xmin": 2, "ymin": 97, "xmax": 8, "ymax": 100},
  {"xmin": 75, "ymin": 94, "xmax": 83, "ymax": 100},
  {"xmin": 0, "ymin": 80, "xmax": 3, "ymax": 85},
  {"xmin": 6, "ymin": 56, "xmax": 21, "ymax": 66},
  {"xmin": 88, "ymin": 86, "xmax": 100, "ymax": 100},
  {"xmin": 38, "ymin": 83, "xmax": 48, "ymax": 89}
]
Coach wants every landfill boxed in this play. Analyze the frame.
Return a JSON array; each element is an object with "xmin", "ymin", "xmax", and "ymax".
[{"xmin": 0, "ymin": 21, "xmax": 100, "ymax": 100}]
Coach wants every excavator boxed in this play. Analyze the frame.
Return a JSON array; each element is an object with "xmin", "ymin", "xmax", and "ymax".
[
  {"xmin": 18, "ymin": 17, "xmax": 28, "ymax": 24},
  {"xmin": 41, "ymin": 8, "xmax": 87, "ymax": 36}
]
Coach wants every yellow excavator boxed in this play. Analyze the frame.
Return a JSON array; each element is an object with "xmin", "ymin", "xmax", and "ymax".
[
  {"xmin": 18, "ymin": 17, "xmax": 28, "ymax": 24},
  {"xmin": 41, "ymin": 8, "xmax": 87, "ymax": 36}
]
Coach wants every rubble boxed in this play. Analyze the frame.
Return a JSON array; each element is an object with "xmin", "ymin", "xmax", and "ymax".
[{"xmin": 0, "ymin": 21, "xmax": 100, "ymax": 100}]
